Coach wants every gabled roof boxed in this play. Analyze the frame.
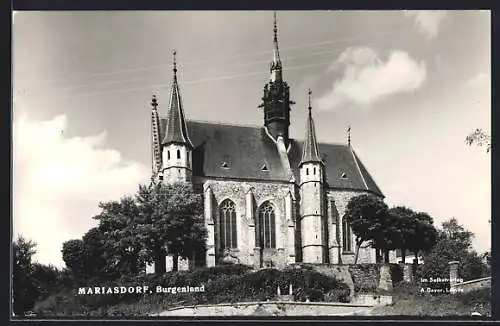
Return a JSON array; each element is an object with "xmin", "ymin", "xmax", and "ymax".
[
  {"xmin": 300, "ymin": 108, "xmax": 323, "ymax": 166},
  {"xmin": 159, "ymin": 119, "xmax": 383, "ymax": 196}
]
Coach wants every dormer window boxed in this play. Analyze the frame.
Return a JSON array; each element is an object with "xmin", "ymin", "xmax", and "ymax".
[
  {"xmin": 261, "ymin": 164, "xmax": 269, "ymax": 172},
  {"xmin": 340, "ymin": 172, "xmax": 347, "ymax": 179},
  {"xmin": 221, "ymin": 162, "xmax": 230, "ymax": 169}
]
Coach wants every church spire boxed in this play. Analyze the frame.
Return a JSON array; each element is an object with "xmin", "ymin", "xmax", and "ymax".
[
  {"xmin": 270, "ymin": 11, "xmax": 283, "ymax": 82},
  {"xmin": 300, "ymin": 89, "xmax": 323, "ymax": 166},
  {"xmin": 162, "ymin": 50, "xmax": 193, "ymax": 148},
  {"xmin": 151, "ymin": 94, "xmax": 162, "ymax": 179}
]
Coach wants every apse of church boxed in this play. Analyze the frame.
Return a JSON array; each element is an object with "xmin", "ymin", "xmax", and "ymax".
[{"xmin": 148, "ymin": 13, "xmax": 394, "ymax": 272}]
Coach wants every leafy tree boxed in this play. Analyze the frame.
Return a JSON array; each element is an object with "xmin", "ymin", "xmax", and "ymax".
[
  {"xmin": 388, "ymin": 206, "xmax": 415, "ymax": 263},
  {"xmin": 63, "ymin": 197, "xmax": 147, "ymax": 281},
  {"xmin": 13, "ymin": 236, "xmax": 38, "ymax": 315},
  {"xmin": 135, "ymin": 182, "xmax": 207, "ymax": 274},
  {"xmin": 30, "ymin": 263, "xmax": 62, "ymax": 302},
  {"xmin": 93, "ymin": 196, "xmax": 145, "ymax": 276},
  {"xmin": 62, "ymin": 239, "xmax": 87, "ymax": 278},
  {"xmin": 344, "ymin": 195, "xmax": 389, "ymax": 264},
  {"xmin": 420, "ymin": 218, "xmax": 489, "ymax": 282},
  {"xmin": 405, "ymin": 212, "xmax": 438, "ymax": 264},
  {"xmin": 465, "ymin": 128, "xmax": 491, "ymax": 153}
]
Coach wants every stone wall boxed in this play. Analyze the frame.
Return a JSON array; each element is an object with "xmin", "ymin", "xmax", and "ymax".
[
  {"xmin": 200, "ymin": 178, "xmax": 296, "ymax": 268},
  {"xmin": 304, "ymin": 263, "xmax": 401, "ymax": 296}
]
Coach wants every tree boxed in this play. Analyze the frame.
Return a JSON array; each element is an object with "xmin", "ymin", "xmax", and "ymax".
[
  {"xmin": 13, "ymin": 236, "xmax": 38, "ymax": 315},
  {"xmin": 465, "ymin": 128, "xmax": 491, "ymax": 153},
  {"xmin": 405, "ymin": 212, "xmax": 437, "ymax": 263},
  {"xmin": 371, "ymin": 211, "xmax": 402, "ymax": 263},
  {"xmin": 135, "ymin": 182, "xmax": 207, "ymax": 274},
  {"xmin": 388, "ymin": 206, "xmax": 415, "ymax": 263},
  {"xmin": 62, "ymin": 239, "xmax": 87, "ymax": 278},
  {"xmin": 420, "ymin": 218, "xmax": 489, "ymax": 282},
  {"xmin": 93, "ymin": 196, "xmax": 146, "ymax": 276},
  {"xmin": 344, "ymin": 195, "xmax": 389, "ymax": 264},
  {"xmin": 30, "ymin": 263, "xmax": 62, "ymax": 302}
]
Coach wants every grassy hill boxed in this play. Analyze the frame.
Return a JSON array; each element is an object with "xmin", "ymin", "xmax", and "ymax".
[{"xmin": 370, "ymin": 283, "xmax": 491, "ymax": 317}]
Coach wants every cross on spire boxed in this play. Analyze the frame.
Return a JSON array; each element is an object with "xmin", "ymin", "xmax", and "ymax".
[
  {"xmin": 173, "ymin": 50, "xmax": 177, "ymax": 74},
  {"xmin": 308, "ymin": 88, "xmax": 312, "ymax": 111},
  {"xmin": 273, "ymin": 11, "xmax": 278, "ymax": 42},
  {"xmin": 347, "ymin": 125, "xmax": 351, "ymax": 146},
  {"xmin": 151, "ymin": 94, "xmax": 158, "ymax": 109}
]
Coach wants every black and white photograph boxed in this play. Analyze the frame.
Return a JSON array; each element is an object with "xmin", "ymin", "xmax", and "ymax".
[{"xmin": 12, "ymin": 10, "xmax": 491, "ymax": 318}]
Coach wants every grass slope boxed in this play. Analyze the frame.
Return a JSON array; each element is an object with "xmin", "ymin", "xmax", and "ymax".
[{"xmin": 371, "ymin": 284, "xmax": 491, "ymax": 317}]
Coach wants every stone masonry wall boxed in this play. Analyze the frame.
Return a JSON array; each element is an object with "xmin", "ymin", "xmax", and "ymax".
[
  {"xmin": 200, "ymin": 178, "xmax": 296, "ymax": 268},
  {"xmin": 326, "ymin": 190, "xmax": 397, "ymax": 264}
]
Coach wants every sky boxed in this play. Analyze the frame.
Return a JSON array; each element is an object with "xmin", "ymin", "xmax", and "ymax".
[{"xmin": 12, "ymin": 10, "xmax": 491, "ymax": 268}]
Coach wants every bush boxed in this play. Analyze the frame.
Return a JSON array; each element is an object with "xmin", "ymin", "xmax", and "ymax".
[
  {"xmin": 348, "ymin": 264, "xmax": 379, "ymax": 293},
  {"xmin": 32, "ymin": 264, "xmax": 350, "ymax": 316},
  {"xmin": 325, "ymin": 287, "xmax": 350, "ymax": 303}
]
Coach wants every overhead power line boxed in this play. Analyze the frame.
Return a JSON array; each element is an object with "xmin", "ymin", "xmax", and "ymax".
[
  {"xmin": 18, "ymin": 28, "xmax": 414, "ymax": 101},
  {"xmin": 24, "ymin": 27, "xmax": 403, "ymax": 86}
]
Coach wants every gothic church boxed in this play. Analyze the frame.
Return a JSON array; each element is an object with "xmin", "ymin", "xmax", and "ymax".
[{"xmin": 149, "ymin": 14, "xmax": 393, "ymax": 270}]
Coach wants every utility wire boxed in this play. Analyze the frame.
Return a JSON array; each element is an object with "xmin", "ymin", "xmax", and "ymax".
[
  {"xmin": 23, "ymin": 27, "xmax": 404, "ymax": 87},
  {"xmin": 19, "ymin": 29, "xmax": 414, "ymax": 101}
]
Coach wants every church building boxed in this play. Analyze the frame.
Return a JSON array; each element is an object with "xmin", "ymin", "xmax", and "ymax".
[{"xmin": 149, "ymin": 14, "xmax": 394, "ymax": 270}]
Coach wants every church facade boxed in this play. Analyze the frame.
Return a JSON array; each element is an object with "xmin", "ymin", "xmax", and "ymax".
[{"xmin": 149, "ymin": 14, "xmax": 394, "ymax": 270}]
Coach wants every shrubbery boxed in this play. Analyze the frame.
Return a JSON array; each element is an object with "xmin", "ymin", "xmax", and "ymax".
[
  {"xmin": 348, "ymin": 264, "xmax": 379, "ymax": 293},
  {"xmin": 32, "ymin": 264, "xmax": 351, "ymax": 316}
]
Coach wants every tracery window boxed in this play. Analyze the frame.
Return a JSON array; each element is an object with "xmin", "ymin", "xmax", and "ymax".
[
  {"xmin": 257, "ymin": 201, "xmax": 276, "ymax": 249},
  {"xmin": 342, "ymin": 217, "xmax": 352, "ymax": 252},
  {"xmin": 219, "ymin": 199, "xmax": 237, "ymax": 249}
]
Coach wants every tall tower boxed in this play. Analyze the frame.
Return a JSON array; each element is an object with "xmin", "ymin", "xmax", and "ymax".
[
  {"xmin": 299, "ymin": 90, "xmax": 326, "ymax": 264},
  {"xmin": 259, "ymin": 12, "xmax": 294, "ymax": 144},
  {"xmin": 161, "ymin": 51, "xmax": 194, "ymax": 184}
]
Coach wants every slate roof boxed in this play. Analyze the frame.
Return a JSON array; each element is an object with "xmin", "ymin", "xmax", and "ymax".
[
  {"xmin": 300, "ymin": 108, "xmax": 323, "ymax": 166},
  {"xmin": 159, "ymin": 119, "xmax": 383, "ymax": 196},
  {"xmin": 161, "ymin": 73, "xmax": 193, "ymax": 148}
]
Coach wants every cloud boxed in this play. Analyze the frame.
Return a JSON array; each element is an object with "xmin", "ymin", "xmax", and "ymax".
[
  {"xmin": 316, "ymin": 47, "xmax": 426, "ymax": 110},
  {"xmin": 13, "ymin": 114, "xmax": 149, "ymax": 267},
  {"xmin": 465, "ymin": 72, "xmax": 489, "ymax": 89},
  {"xmin": 404, "ymin": 10, "xmax": 448, "ymax": 39}
]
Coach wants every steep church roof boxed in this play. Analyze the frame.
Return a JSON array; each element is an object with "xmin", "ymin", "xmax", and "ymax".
[
  {"xmin": 300, "ymin": 90, "xmax": 323, "ymax": 166},
  {"xmin": 158, "ymin": 119, "xmax": 383, "ymax": 196},
  {"xmin": 162, "ymin": 51, "xmax": 193, "ymax": 148}
]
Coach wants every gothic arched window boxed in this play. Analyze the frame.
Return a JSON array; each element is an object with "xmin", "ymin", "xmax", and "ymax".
[
  {"xmin": 167, "ymin": 150, "xmax": 170, "ymax": 160},
  {"xmin": 219, "ymin": 199, "xmax": 237, "ymax": 249},
  {"xmin": 257, "ymin": 201, "xmax": 276, "ymax": 249},
  {"xmin": 342, "ymin": 217, "xmax": 352, "ymax": 252},
  {"xmin": 177, "ymin": 149, "xmax": 181, "ymax": 159}
]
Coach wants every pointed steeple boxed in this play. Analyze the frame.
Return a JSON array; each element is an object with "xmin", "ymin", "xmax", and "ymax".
[
  {"xmin": 270, "ymin": 11, "xmax": 283, "ymax": 82},
  {"xmin": 300, "ymin": 89, "xmax": 323, "ymax": 166},
  {"xmin": 151, "ymin": 94, "xmax": 162, "ymax": 176},
  {"xmin": 162, "ymin": 50, "xmax": 193, "ymax": 148}
]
